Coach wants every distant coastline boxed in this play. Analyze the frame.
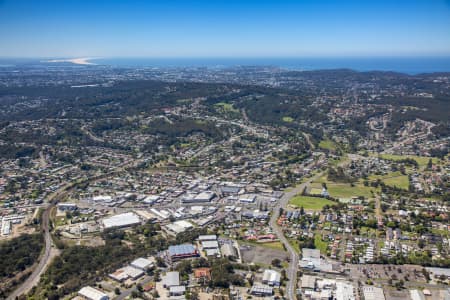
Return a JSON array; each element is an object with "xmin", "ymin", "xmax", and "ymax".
[
  {"xmin": 2, "ymin": 56, "xmax": 450, "ymax": 74},
  {"xmin": 44, "ymin": 57, "xmax": 97, "ymax": 65},
  {"xmin": 93, "ymin": 56, "xmax": 450, "ymax": 75}
]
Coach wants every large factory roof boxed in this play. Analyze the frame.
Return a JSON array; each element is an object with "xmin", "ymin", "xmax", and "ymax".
[{"xmin": 102, "ymin": 212, "xmax": 140, "ymax": 229}]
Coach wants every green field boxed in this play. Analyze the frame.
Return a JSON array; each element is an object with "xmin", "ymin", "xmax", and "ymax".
[
  {"xmin": 289, "ymin": 195, "xmax": 335, "ymax": 210},
  {"xmin": 319, "ymin": 139, "xmax": 336, "ymax": 151},
  {"xmin": 369, "ymin": 171, "xmax": 409, "ymax": 190},
  {"xmin": 311, "ymin": 179, "xmax": 376, "ymax": 200},
  {"xmin": 373, "ymin": 153, "xmax": 438, "ymax": 168},
  {"xmin": 314, "ymin": 234, "xmax": 328, "ymax": 253},
  {"xmin": 384, "ymin": 175, "xmax": 409, "ymax": 189},
  {"xmin": 260, "ymin": 241, "xmax": 286, "ymax": 251},
  {"xmin": 214, "ymin": 102, "xmax": 239, "ymax": 113},
  {"xmin": 282, "ymin": 116, "xmax": 294, "ymax": 123}
]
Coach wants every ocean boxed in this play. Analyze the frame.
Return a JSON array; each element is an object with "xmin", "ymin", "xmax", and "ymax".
[
  {"xmin": 2, "ymin": 57, "xmax": 450, "ymax": 75},
  {"xmin": 93, "ymin": 57, "xmax": 450, "ymax": 75}
]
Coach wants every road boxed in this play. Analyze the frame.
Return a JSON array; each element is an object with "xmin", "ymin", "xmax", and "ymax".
[
  {"xmin": 269, "ymin": 172, "xmax": 323, "ymax": 300},
  {"xmin": 8, "ymin": 158, "xmax": 147, "ymax": 299},
  {"xmin": 7, "ymin": 206, "xmax": 53, "ymax": 300}
]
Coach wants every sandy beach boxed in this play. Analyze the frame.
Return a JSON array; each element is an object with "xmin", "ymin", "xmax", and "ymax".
[{"xmin": 45, "ymin": 57, "xmax": 96, "ymax": 65}]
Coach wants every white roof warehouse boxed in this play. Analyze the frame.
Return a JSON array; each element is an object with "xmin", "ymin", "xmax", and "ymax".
[{"xmin": 102, "ymin": 212, "xmax": 141, "ymax": 229}]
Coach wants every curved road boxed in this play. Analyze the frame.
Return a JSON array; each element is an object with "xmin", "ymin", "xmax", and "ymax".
[
  {"xmin": 8, "ymin": 159, "xmax": 147, "ymax": 299},
  {"xmin": 7, "ymin": 206, "xmax": 52, "ymax": 300},
  {"xmin": 269, "ymin": 172, "xmax": 322, "ymax": 300}
]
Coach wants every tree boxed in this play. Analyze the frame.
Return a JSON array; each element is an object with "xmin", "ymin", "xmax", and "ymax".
[
  {"xmin": 271, "ymin": 258, "xmax": 282, "ymax": 268},
  {"xmin": 131, "ymin": 290, "xmax": 139, "ymax": 298},
  {"xmin": 427, "ymin": 158, "xmax": 433, "ymax": 170},
  {"xmin": 114, "ymin": 288, "xmax": 121, "ymax": 295}
]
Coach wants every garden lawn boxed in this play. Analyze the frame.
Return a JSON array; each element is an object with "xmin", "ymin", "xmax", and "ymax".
[{"xmin": 314, "ymin": 234, "xmax": 328, "ymax": 253}]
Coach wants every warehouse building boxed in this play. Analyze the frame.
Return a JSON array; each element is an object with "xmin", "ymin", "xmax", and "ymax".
[
  {"xmin": 162, "ymin": 271, "xmax": 180, "ymax": 288},
  {"xmin": 165, "ymin": 220, "xmax": 193, "ymax": 235},
  {"xmin": 262, "ymin": 269, "xmax": 281, "ymax": 287},
  {"xmin": 109, "ymin": 266, "xmax": 144, "ymax": 282},
  {"xmin": 181, "ymin": 191, "xmax": 216, "ymax": 203},
  {"xmin": 78, "ymin": 286, "xmax": 109, "ymax": 300},
  {"xmin": 130, "ymin": 257, "xmax": 155, "ymax": 270},
  {"xmin": 198, "ymin": 234, "xmax": 217, "ymax": 241},
  {"xmin": 221, "ymin": 243, "xmax": 237, "ymax": 259},
  {"xmin": 250, "ymin": 284, "xmax": 273, "ymax": 297},
  {"xmin": 57, "ymin": 203, "xmax": 78, "ymax": 211},
  {"xmin": 102, "ymin": 212, "xmax": 141, "ymax": 229},
  {"xmin": 362, "ymin": 286, "xmax": 386, "ymax": 300},
  {"xmin": 168, "ymin": 244, "xmax": 199, "ymax": 261}
]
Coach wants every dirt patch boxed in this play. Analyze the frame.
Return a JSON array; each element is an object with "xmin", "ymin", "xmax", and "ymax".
[{"xmin": 240, "ymin": 243, "xmax": 287, "ymax": 265}]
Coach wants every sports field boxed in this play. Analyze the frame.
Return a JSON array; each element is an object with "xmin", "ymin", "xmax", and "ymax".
[{"xmin": 289, "ymin": 195, "xmax": 335, "ymax": 210}]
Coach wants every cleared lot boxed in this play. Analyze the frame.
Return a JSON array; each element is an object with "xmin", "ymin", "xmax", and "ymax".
[{"xmin": 240, "ymin": 243, "xmax": 288, "ymax": 265}]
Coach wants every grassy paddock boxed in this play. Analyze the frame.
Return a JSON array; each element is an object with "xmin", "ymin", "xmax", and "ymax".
[
  {"xmin": 289, "ymin": 195, "xmax": 335, "ymax": 210},
  {"xmin": 319, "ymin": 139, "xmax": 336, "ymax": 151},
  {"xmin": 282, "ymin": 116, "xmax": 294, "ymax": 123}
]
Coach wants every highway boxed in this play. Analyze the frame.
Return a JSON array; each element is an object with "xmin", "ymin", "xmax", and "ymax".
[
  {"xmin": 7, "ymin": 205, "xmax": 52, "ymax": 300},
  {"xmin": 7, "ymin": 158, "xmax": 147, "ymax": 299}
]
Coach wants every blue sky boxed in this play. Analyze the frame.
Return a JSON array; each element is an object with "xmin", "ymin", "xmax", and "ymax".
[{"xmin": 1, "ymin": 0, "xmax": 450, "ymax": 57}]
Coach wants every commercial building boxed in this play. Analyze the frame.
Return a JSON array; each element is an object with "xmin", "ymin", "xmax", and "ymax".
[
  {"xmin": 102, "ymin": 212, "xmax": 140, "ymax": 229},
  {"xmin": 238, "ymin": 194, "xmax": 256, "ymax": 203},
  {"xmin": 57, "ymin": 203, "xmax": 78, "ymax": 211},
  {"xmin": 250, "ymin": 284, "xmax": 273, "ymax": 297},
  {"xmin": 109, "ymin": 266, "xmax": 144, "ymax": 282},
  {"xmin": 165, "ymin": 220, "xmax": 194, "ymax": 235},
  {"xmin": 181, "ymin": 191, "xmax": 216, "ymax": 203},
  {"xmin": 262, "ymin": 269, "xmax": 281, "ymax": 287},
  {"xmin": 169, "ymin": 285, "xmax": 186, "ymax": 296},
  {"xmin": 201, "ymin": 240, "xmax": 219, "ymax": 250},
  {"xmin": 1, "ymin": 220, "xmax": 11, "ymax": 236},
  {"xmin": 162, "ymin": 271, "xmax": 180, "ymax": 288},
  {"xmin": 299, "ymin": 248, "xmax": 335, "ymax": 272},
  {"xmin": 362, "ymin": 286, "xmax": 386, "ymax": 300},
  {"xmin": 130, "ymin": 257, "xmax": 155, "ymax": 270},
  {"xmin": 221, "ymin": 243, "xmax": 237, "ymax": 258},
  {"xmin": 335, "ymin": 281, "xmax": 355, "ymax": 300},
  {"xmin": 198, "ymin": 234, "xmax": 217, "ymax": 241},
  {"xmin": 168, "ymin": 244, "xmax": 199, "ymax": 261},
  {"xmin": 300, "ymin": 275, "xmax": 316, "ymax": 291},
  {"xmin": 410, "ymin": 290, "xmax": 426, "ymax": 300},
  {"xmin": 78, "ymin": 286, "xmax": 109, "ymax": 300}
]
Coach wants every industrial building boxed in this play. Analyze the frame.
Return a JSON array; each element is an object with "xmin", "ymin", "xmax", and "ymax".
[
  {"xmin": 130, "ymin": 257, "xmax": 155, "ymax": 270},
  {"xmin": 1, "ymin": 220, "xmax": 11, "ymax": 236},
  {"xmin": 181, "ymin": 191, "xmax": 216, "ymax": 203},
  {"xmin": 221, "ymin": 243, "xmax": 237, "ymax": 258},
  {"xmin": 78, "ymin": 286, "xmax": 109, "ymax": 300},
  {"xmin": 102, "ymin": 212, "xmax": 141, "ymax": 229},
  {"xmin": 198, "ymin": 234, "xmax": 217, "ymax": 241},
  {"xmin": 57, "ymin": 203, "xmax": 78, "ymax": 211},
  {"xmin": 165, "ymin": 220, "xmax": 193, "ymax": 235},
  {"xmin": 410, "ymin": 290, "xmax": 426, "ymax": 300},
  {"xmin": 162, "ymin": 271, "xmax": 180, "ymax": 288},
  {"xmin": 250, "ymin": 284, "xmax": 273, "ymax": 297},
  {"xmin": 168, "ymin": 244, "xmax": 199, "ymax": 261},
  {"xmin": 362, "ymin": 286, "xmax": 386, "ymax": 300},
  {"xmin": 262, "ymin": 269, "xmax": 281, "ymax": 287},
  {"xmin": 109, "ymin": 266, "xmax": 144, "ymax": 282}
]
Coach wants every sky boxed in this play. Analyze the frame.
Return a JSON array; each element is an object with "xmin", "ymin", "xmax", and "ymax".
[{"xmin": 1, "ymin": 0, "xmax": 450, "ymax": 58}]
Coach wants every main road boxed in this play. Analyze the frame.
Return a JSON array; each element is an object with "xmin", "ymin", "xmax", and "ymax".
[
  {"xmin": 269, "ymin": 171, "xmax": 323, "ymax": 300},
  {"xmin": 8, "ymin": 158, "xmax": 148, "ymax": 299},
  {"xmin": 7, "ymin": 200, "xmax": 53, "ymax": 300}
]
